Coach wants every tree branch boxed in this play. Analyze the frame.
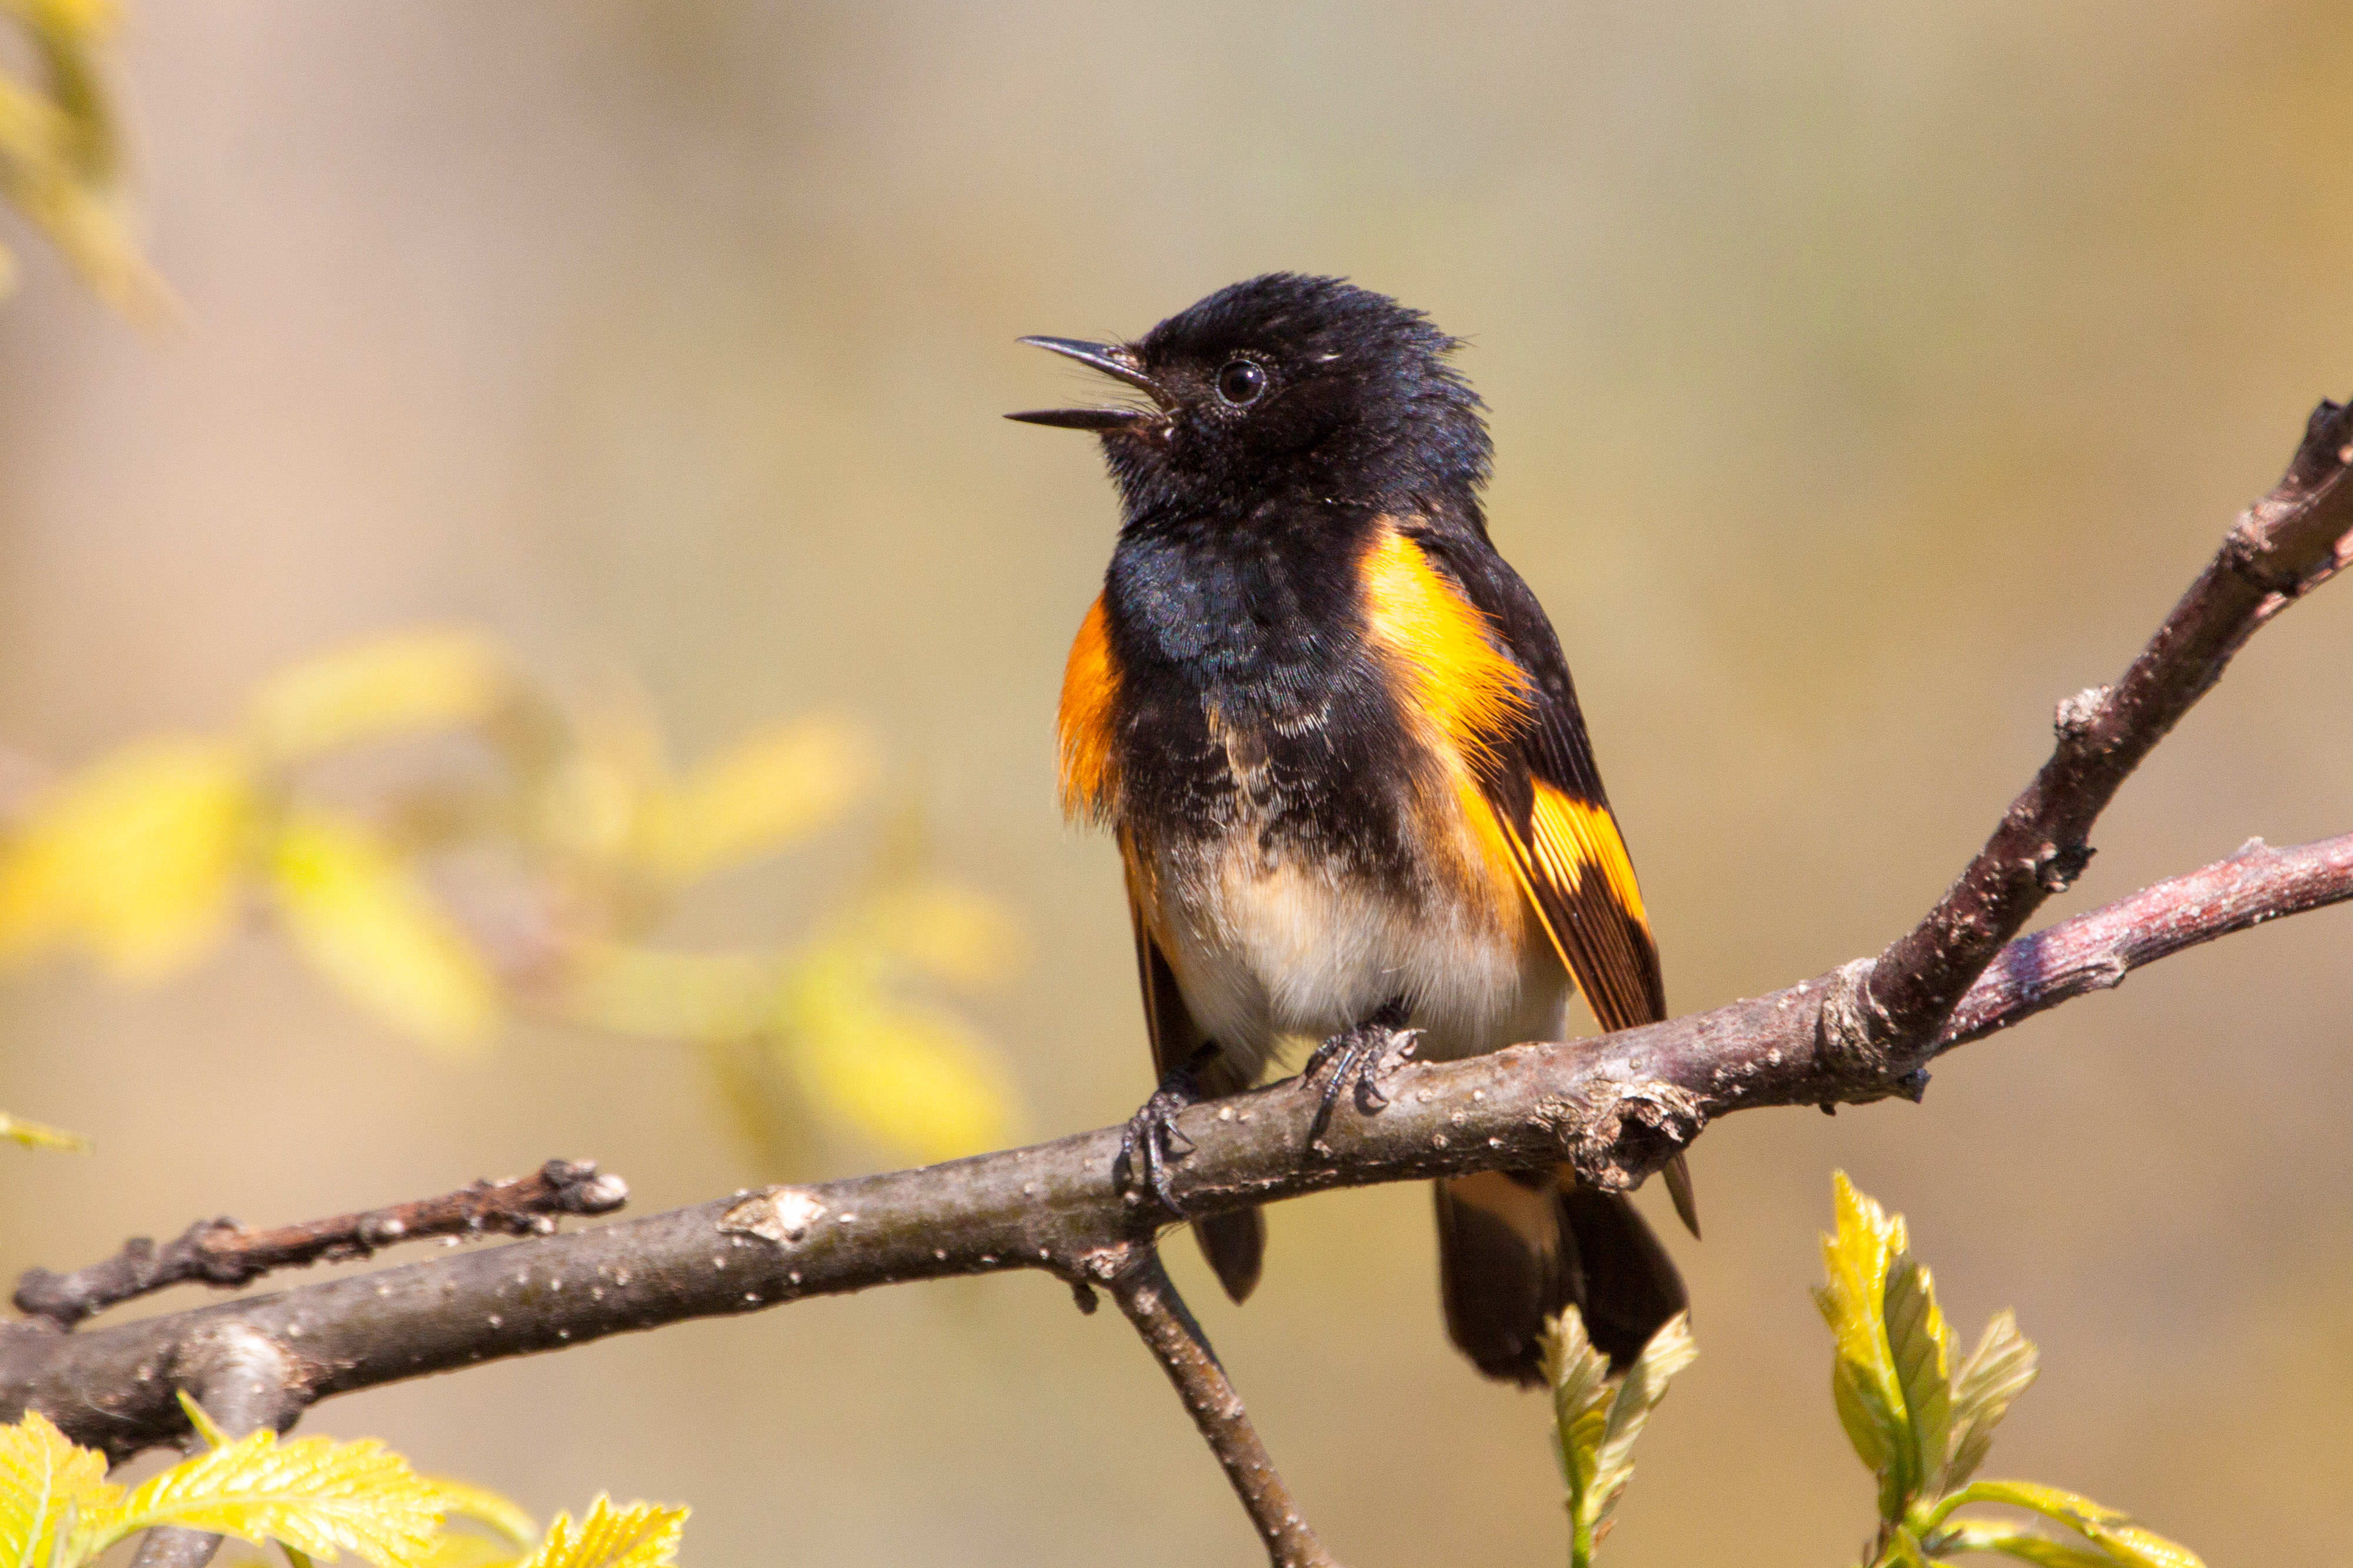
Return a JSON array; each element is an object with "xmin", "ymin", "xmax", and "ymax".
[
  {"xmin": 1852, "ymin": 396, "xmax": 2353, "ymax": 1052},
  {"xmin": 1, "ymin": 825, "xmax": 2345, "ymax": 1472},
  {"xmin": 0, "ymin": 398, "xmax": 2343, "ymax": 1568},
  {"xmin": 124, "ymin": 1325, "xmax": 301, "ymax": 1568},
  {"xmin": 1937, "ymin": 833, "xmax": 2353, "ymax": 1049},
  {"xmin": 14, "ymin": 1160, "xmax": 629, "ymax": 1330},
  {"xmin": 1099, "ymin": 1245, "xmax": 1338, "ymax": 1568}
]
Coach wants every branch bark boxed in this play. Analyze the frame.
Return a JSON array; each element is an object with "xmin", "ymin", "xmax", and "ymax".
[
  {"xmin": 123, "ymin": 1326, "xmax": 300, "ymax": 1568},
  {"xmin": 0, "ymin": 398, "xmax": 2345, "ymax": 1567},
  {"xmin": 1100, "ymin": 1246, "xmax": 1337, "ymax": 1568},
  {"xmin": 2, "ymin": 825, "xmax": 2346, "ymax": 1473},
  {"xmin": 1851, "ymin": 396, "xmax": 2353, "ymax": 1052},
  {"xmin": 14, "ymin": 1159, "xmax": 629, "ymax": 1329}
]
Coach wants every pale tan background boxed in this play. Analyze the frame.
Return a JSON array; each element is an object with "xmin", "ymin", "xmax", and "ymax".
[{"xmin": 5, "ymin": 3, "xmax": 2352, "ymax": 1563}]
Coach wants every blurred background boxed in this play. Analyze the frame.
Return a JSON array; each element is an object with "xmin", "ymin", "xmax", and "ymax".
[{"xmin": 4, "ymin": 2, "xmax": 2352, "ymax": 1563}]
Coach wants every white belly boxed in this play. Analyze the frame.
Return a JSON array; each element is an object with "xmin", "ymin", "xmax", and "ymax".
[{"xmin": 1144, "ymin": 842, "xmax": 1574, "ymax": 1084}]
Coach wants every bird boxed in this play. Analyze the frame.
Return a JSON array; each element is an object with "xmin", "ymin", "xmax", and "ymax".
[{"xmin": 1009, "ymin": 273, "xmax": 1695, "ymax": 1381}]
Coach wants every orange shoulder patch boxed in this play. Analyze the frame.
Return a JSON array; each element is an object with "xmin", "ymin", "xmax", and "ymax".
[
  {"xmin": 1355, "ymin": 522, "xmax": 1532, "ymax": 770},
  {"xmin": 1057, "ymin": 595, "xmax": 1121, "ymax": 822},
  {"xmin": 1358, "ymin": 522, "xmax": 1536, "ymax": 925}
]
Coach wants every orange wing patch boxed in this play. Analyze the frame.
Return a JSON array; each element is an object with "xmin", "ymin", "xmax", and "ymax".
[
  {"xmin": 1528, "ymin": 784, "xmax": 1648, "ymax": 928},
  {"xmin": 1492, "ymin": 780, "xmax": 1663, "ymax": 1034},
  {"xmin": 1058, "ymin": 595, "xmax": 1121, "ymax": 822}
]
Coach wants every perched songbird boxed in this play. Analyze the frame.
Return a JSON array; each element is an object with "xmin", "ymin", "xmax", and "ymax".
[{"xmin": 1011, "ymin": 274, "xmax": 1695, "ymax": 1380}]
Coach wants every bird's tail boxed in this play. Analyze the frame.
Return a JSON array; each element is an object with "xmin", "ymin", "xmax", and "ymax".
[
  {"xmin": 1188, "ymin": 1048, "xmax": 1265, "ymax": 1303},
  {"xmin": 1193, "ymin": 1209, "xmax": 1265, "ymax": 1303},
  {"xmin": 1434, "ymin": 1167, "xmax": 1686, "ymax": 1382}
]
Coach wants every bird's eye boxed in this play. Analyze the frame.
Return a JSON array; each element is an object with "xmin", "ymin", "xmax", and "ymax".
[{"xmin": 1215, "ymin": 359, "xmax": 1268, "ymax": 406}]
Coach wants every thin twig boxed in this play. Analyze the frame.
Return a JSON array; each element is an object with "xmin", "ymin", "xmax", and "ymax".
[
  {"xmin": 1937, "ymin": 833, "xmax": 2353, "ymax": 1049},
  {"xmin": 12, "ymin": 1159, "xmax": 629, "ymax": 1329},
  {"xmin": 1098, "ymin": 1245, "xmax": 1339, "ymax": 1568}
]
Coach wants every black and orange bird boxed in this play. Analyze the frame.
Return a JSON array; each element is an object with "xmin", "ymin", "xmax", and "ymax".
[{"xmin": 1011, "ymin": 274, "xmax": 1696, "ymax": 1380}]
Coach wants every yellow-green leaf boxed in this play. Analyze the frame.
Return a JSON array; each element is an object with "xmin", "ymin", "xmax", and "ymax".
[
  {"xmin": 416, "ymin": 1534, "xmax": 521, "ymax": 1568},
  {"xmin": 0, "ymin": 1410, "xmax": 121, "ymax": 1568},
  {"xmin": 176, "ymin": 1389, "xmax": 231, "ymax": 1450},
  {"xmin": 245, "ymin": 631, "xmax": 513, "ymax": 765},
  {"xmin": 0, "ymin": 1111, "xmax": 89, "ymax": 1152},
  {"xmin": 2089, "ymin": 1523, "xmax": 2208, "ymax": 1568},
  {"xmin": 636, "ymin": 719, "xmax": 872, "ymax": 882},
  {"xmin": 269, "ymin": 811, "xmax": 499, "ymax": 1051},
  {"xmin": 1948, "ymin": 1310, "xmax": 2038, "ymax": 1488},
  {"xmin": 1539, "ymin": 1309, "xmax": 1617, "ymax": 1568},
  {"xmin": 1952, "ymin": 1482, "xmax": 2206, "ymax": 1568},
  {"xmin": 0, "ymin": 739, "xmax": 251, "ymax": 980},
  {"xmin": 101, "ymin": 1429, "xmax": 444, "ymax": 1568},
  {"xmin": 0, "ymin": 0, "xmax": 165, "ymax": 316},
  {"xmin": 1885, "ymin": 1254, "xmax": 1955, "ymax": 1497},
  {"xmin": 516, "ymin": 1498, "xmax": 685, "ymax": 1568},
  {"xmin": 1542, "ymin": 1309, "xmax": 1694, "ymax": 1567},
  {"xmin": 1589, "ymin": 1312, "xmax": 1697, "ymax": 1532},
  {"xmin": 1814, "ymin": 1172, "xmax": 1912, "ymax": 1512},
  {"xmin": 1934, "ymin": 1519, "xmax": 2112, "ymax": 1567},
  {"xmin": 1542, "ymin": 1306, "xmax": 1614, "ymax": 1497},
  {"xmin": 425, "ymin": 1480, "xmax": 536, "ymax": 1550}
]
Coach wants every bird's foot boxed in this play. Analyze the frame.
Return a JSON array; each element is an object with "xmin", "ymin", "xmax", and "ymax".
[
  {"xmin": 1302, "ymin": 1010, "xmax": 1417, "ymax": 1155},
  {"xmin": 1117, "ymin": 1047, "xmax": 1215, "ymax": 1217}
]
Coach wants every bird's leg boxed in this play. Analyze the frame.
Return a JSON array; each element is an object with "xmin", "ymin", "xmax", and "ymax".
[
  {"xmin": 1117, "ymin": 1043, "xmax": 1220, "ymax": 1217},
  {"xmin": 1302, "ymin": 997, "xmax": 1416, "ymax": 1153}
]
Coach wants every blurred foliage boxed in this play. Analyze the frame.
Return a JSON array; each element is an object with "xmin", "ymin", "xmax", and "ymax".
[
  {"xmin": 1816, "ymin": 1173, "xmax": 2202, "ymax": 1568},
  {"xmin": 2, "ymin": 1395, "xmax": 688, "ymax": 1568},
  {"xmin": 0, "ymin": 629, "xmax": 1022, "ymax": 1169},
  {"xmin": 0, "ymin": 1109, "xmax": 86, "ymax": 1150},
  {"xmin": 1542, "ymin": 1307, "xmax": 1698, "ymax": 1567},
  {"xmin": 0, "ymin": 0, "xmax": 161, "ymax": 312}
]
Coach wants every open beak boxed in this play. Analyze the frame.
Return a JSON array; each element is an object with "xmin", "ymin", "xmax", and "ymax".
[{"xmin": 1006, "ymin": 336, "xmax": 1172, "ymax": 432}]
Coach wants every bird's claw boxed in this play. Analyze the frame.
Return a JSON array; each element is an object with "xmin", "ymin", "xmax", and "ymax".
[
  {"xmin": 1117, "ymin": 1055, "xmax": 1209, "ymax": 1217},
  {"xmin": 1302, "ymin": 1018, "xmax": 1417, "ymax": 1152}
]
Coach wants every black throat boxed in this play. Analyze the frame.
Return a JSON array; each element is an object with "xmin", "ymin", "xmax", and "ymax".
[{"xmin": 1101, "ymin": 502, "xmax": 1421, "ymax": 873}]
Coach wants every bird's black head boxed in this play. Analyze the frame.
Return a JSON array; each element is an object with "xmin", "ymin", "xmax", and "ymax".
[{"xmin": 1009, "ymin": 274, "xmax": 1491, "ymax": 522}]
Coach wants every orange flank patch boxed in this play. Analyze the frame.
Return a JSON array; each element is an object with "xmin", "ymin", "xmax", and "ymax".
[
  {"xmin": 1058, "ymin": 596, "xmax": 1121, "ymax": 821},
  {"xmin": 1527, "ymin": 783, "xmax": 1649, "ymax": 928},
  {"xmin": 1356, "ymin": 524, "xmax": 1532, "ymax": 773}
]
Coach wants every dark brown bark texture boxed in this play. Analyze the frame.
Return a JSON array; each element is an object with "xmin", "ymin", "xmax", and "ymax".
[
  {"xmin": 13, "ymin": 1160, "xmax": 629, "ymax": 1330},
  {"xmin": 1, "ymin": 398, "xmax": 2346, "ymax": 1568}
]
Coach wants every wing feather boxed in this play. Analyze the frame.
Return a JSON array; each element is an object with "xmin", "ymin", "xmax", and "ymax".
[
  {"xmin": 1398, "ymin": 520, "xmax": 1697, "ymax": 1234},
  {"xmin": 1392, "ymin": 521, "xmax": 1666, "ymax": 1034}
]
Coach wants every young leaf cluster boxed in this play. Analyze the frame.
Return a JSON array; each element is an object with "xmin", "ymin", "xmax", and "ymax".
[
  {"xmin": 0, "ymin": 629, "xmax": 1021, "ymax": 1167},
  {"xmin": 1541, "ymin": 1307, "xmax": 1698, "ymax": 1567},
  {"xmin": 0, "ymin": 1402, "xmax": 686, "ymax": 1568},
  {"xmin": 1816, "ymin": 1172, "xmax": 2202, "ymax": 1568}
]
